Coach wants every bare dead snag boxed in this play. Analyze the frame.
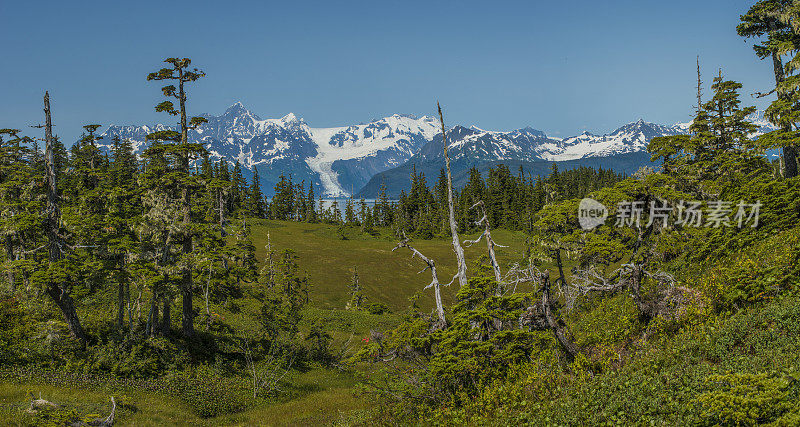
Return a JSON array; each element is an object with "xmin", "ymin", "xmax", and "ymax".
[
  {"xmin": 464, "ymin": 200, "xmax": 507, "ymax": 288},
  {"xmin": 393, "ymin": 234, "xmax": 447, "ymax": 328},
  {"xmin": 569, "ymin": 263, "xmax": 679, "ymax": 324},
  {"xmin": 42, "ymin": 92, "xmax": 87, "ymax": 344},
  {"xmin": 240, "ymin": 339, "xmax": 294, "ymax": 399},
  {"xmin": 437, "ymin": 102, "xmax": 467, "ymax": 288}
]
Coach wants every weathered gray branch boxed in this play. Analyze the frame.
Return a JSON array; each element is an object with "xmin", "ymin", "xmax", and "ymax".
[
  {"xmin": 393, "ymin": 234, "xmax": 446, "ymax": 326},
  {"xmin": 568, "ymin": 263, "xmax": 677, "ymax": 323},
  {"xmin": 463, "ymin": 200, "xmax": 507, "ymax": 287}
]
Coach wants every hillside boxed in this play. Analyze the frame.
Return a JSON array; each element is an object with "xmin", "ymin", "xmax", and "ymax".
[{"xmin": 2, "ymin": 221, "xmax": 797, "ymax": 425}]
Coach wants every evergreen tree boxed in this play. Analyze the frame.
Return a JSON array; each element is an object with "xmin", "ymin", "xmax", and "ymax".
[
  {"xmin": 248, "ymin": 167, "xmax": 265, "ymax": 218},
  {"xmin": 146, "ymin": 57, "xmax": 208, "ymax": 337},
  {"xmin": 738, "ymin": 0, "xmax": 800, "ymax": 177},
  {"xmin": 271, "ymin": 174, "xmax": 294, "ymax": 220}
]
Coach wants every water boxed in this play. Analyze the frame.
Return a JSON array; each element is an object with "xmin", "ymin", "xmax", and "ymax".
[
  {"xmin": 317, "ymin": 198, "xmax": 379, "ymax": 210},
  {"xmin": 266, "ymin": 198, "xmax": 390, "ymax": 219}
]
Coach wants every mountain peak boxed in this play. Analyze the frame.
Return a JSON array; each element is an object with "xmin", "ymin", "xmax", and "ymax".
[
  {"xmin": 225, "ymin": 101, "xmax": 249, "ymax": 115},
  {"xmin": 280, "ymin": 112, "xmax": 300, "ymax": 123}
]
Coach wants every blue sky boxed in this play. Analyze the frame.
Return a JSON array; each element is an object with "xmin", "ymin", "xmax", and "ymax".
[{"xmin": 0, "ymin": 0, "xmax": 776, "ymax": 145}]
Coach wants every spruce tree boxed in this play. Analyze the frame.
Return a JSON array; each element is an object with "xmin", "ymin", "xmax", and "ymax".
[
  {"xmin": 146, "ymin": 57, "xmax": 208, "ymax": 337},
  {"xmin": 248, "ymin": 167, "xmax": 264, "ymax": 217},
  {"xmin": 738, "ymin": 0, "xmax": 800, "ymax": 177}
]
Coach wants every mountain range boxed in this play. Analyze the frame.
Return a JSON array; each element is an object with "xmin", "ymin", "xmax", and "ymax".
[{"xmin": 96, "ymin": 103, "xmax": 778, "ymax": 197}]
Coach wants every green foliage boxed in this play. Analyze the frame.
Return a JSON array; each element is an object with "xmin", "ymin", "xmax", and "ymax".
[
  {"xmin": 698, "ymin": 371, "xmax": 800, "ymax": 425},
  {"xmin": 356, "ymin": 264, "xmax": 556, "ymax": 413},
  {"xmin": 700, "ymin": 229, "xmax": 800, "ymax": 312}
]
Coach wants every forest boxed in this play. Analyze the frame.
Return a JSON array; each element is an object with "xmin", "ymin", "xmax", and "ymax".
[{"xmin": 2, "ymin": 1, "xmax": 800, "ymax": 425}]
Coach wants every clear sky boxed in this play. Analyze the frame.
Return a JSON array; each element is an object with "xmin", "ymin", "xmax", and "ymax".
[{"xmin": 0, "ymin": 0, "xmax": 776, "ymax": 145}]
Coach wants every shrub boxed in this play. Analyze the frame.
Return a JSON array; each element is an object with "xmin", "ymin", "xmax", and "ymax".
[{"xmin": 698, "ymin": 371, "xmax": 800, "ymax": 425}]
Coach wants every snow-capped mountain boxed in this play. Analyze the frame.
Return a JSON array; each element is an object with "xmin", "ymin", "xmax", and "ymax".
[
  {"xmin": 382, "ymin": 119, "xmax": 684, "ymax": 167},
  {"xmin": 98, "ymin": 102, "xmax": 779, "ymax": 197},
  {"xmin": 98, "ymin": 103, "xmax": 439, "ymax": 196},
  {"xmin": 538, "ymin": 120, "xmax": 684, "ymax": 161},
  {"xmin": 356, "ymin": 114, "xmax": 780, "ymax": 197}
]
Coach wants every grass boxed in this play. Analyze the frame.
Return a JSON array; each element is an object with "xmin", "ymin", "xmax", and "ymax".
[
  {"xmin": 248, "ymin": 219, "xmax": 530, "ymax": 312},
  {"xmin": 0, "ymin": 368, "xmax": 367, "ymax": 426},
  {"xmin": 0, "ymin": 382, "xmax": 200, "ymax": 426}
]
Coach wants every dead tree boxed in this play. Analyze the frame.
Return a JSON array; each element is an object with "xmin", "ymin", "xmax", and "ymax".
[
  {"xmin": 345, "ymin": 266, "xmax": 364, "ymax": 310},
  {"xmin": 510, "ymin": 265, "xmax": 579, "ymax": 362},
  {"xmin": 463, "ymin": 200, "xmax": 507, "ymax": 287},
  {"xmin": 42, "ymin": 92, "xmax": 87, "ymax": 344},
  {"xmin": 26, "ymin": 392, "xmax": 59, "ymax": 413},
  {"xmin": 393, "ymin": 234, "xmax": 446, "ymax": 328},
  {"xmin": 259, "ymin": 233, "xmax": 276, "ymax": 288},
  {"xmin": 240, "ymin": 339, "xmax": 294, "ymax": 399},
  {"xmin": 437, "ymin": 102, "xmax": 467, "ymax": 288},
  {"xmin": 569, "ymin": 262, "xmax": 679, "ymax": 324}
]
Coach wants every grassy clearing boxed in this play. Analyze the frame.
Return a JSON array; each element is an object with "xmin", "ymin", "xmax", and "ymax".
[{"xmin": 248, "ymin": 219, "xmax": 530, "ymax": 311}]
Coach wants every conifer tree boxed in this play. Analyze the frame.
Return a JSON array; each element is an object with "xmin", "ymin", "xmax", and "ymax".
[
  {"xmin": 248, "ymin": 167, "xmax": 265, "ymax": 218},
  {"xmin": 0, "ymin": 129, "xmax": 38, "ymax": 292},
  {"xmin": 146, "ymin": 57, "xmax": 208, "ymax": 337},
  {"xmin": 738, "ymin": 0, "xmax": 799, "ymax": 177},
  {"xmin": 344, "ymin": 197, "xmax": 357, "ymax": 225}
]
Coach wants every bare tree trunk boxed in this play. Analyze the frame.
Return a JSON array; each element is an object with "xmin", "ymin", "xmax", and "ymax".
[
  {"xmin": 5, "ymin": 235, "xmax": 15, "ymax": 292},
  {"xmin": 127, "ymin": 281, "xmax": 134, "ymax": 334},
  {"xmin": 539, "ymin": 271, "xmax": 578, "ymax": 362},
  {"xmin": 178, "ymin": 73, "xmax": 195, "ymax": 338},
  {"xmin": 219, "ymin": 189, "xmax": 226, "ymax": 237},
  {"xmin": 464, "ymin": 201, "xmax": 506, "ymax": 286},
  {"xmin": 161, "ymin": 295, "xmax": 171, "ymax": 335},
  {"xmin": 181, "ymin": 250, "xmax": 194, "ymax": 337},
  {"xmin": 146, "ymin": 293, "xmax": 159, "ymax": 337},
  {"xmin": 43, "ymin": 92, "xmax": 86, "ymax": 344},
  {"xmin": 627, "ymin": 263, "xmax": 653, "ymax": 324},
  {"xmin": 117, "ymin": 276, "xmax": 125, "ymax": 328},
  {"xmin": 555, "ymin": 248, "xmax": 567, "ymax": 291},
  {"xmin": 204, "ymin": 267, "xmax": 212, "ymax": 330},
  {"xmin": 437, "ymin": 102, "xmax": 467, "ymax": 288},
  {"xmin": 116, "ymin": 256, "xmax": 125, "ymax": 328}
]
